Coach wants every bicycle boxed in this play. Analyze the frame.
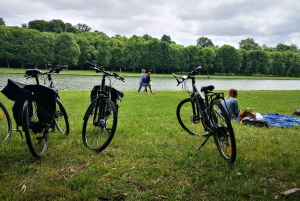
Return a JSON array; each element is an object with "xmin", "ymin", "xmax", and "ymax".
[
  {"xmin": 1, "ymin": 66, "xmax": 69, "ymax": 158},
  {"xmin": 82, "ymin": 61, "xmax": 124, "ymax": 153},
  {"xmin": 173, "ymin": 67, "xmax": 236, "ymax": 164},
  {"xmin": 0, "ymin": 101, "xmax": 12, "ymax": 143}
]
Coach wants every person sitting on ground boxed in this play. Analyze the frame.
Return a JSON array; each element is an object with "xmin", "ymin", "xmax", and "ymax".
[{"xmin": 221, "ymin": 88, "xmax": 239, "ymax": 119}]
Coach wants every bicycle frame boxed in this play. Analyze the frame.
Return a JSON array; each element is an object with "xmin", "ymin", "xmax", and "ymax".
[
  {"xmin": 189, "ymin": 76, "xmax": 212, "ymax": 131},
  {"xmin": 92, "ymin": 75, "xmax": 110, "ymax": 127}
]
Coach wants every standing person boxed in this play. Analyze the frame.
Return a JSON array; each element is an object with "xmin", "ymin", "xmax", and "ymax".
[
  {"xmin": 221, "ymin": 88, "xmax": 239, "ymax": 119},
  {"xmin": 143, "ymin": 72, "xmax": 154, "ymax": 94},
  {"xmin": 138, "ymin": 69, "xmax": 147, "ymax": 93}
]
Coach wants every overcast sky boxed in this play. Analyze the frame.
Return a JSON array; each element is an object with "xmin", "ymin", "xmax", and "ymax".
[{"xmin": 1, "ymin": 0, "xmax": 299, "ymax": 48}]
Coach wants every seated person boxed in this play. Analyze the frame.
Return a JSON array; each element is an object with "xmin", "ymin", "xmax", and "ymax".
[{"xmin": 221, "ymin": 88, "xmax": 239, "ymax": 119}]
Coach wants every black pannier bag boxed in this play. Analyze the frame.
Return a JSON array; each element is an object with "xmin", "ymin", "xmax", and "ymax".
[
  {"xmin": 90, "ymin": 85, "xmax": 124, "ymax": 108},
  {"xmin": 23, "ymin": 85, "xmax": 57, "ymax": 124},
  {"xmin": 2, "ymin": 79, "xmax": 26, "ymax": 126},
  {"xmin": 1, "ymin": 79, "xmax": 57, "ymax": 125}
]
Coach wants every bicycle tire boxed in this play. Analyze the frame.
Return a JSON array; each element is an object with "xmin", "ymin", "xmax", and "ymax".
[
  {"xmin": 22, "ymin": 98, "xmax": 49, "ymax": 158},
  {"xmin": 209, "ymin": 99, "xmax": 236, "ymax": 164},
  {"xmin": 82, "ymin": 98, "xmax": 118, "ymax": 153},
  {"xmin": 53, "ymin": 98, "xmax": 69, "ymax": 135},
  {"xmin": 0, "ymin": 102, "xmax": 12, "ymax": 143},
  {"xmin": 176, "ymin": 98, "xmax": 204, "ymax": 136}
]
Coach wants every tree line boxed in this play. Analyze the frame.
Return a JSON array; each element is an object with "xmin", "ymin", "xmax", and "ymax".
[{"xmin": 0, "ymin": 18, "xmax": 300, "ymax": 76}]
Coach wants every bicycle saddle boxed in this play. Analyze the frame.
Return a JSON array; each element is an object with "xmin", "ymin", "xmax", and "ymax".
[
  {"xmin": 201, "ymin": 85, "xmax": 214, "ymax": 93},
  {"xmin": 25, "ymin": 69, "xmax": 42, "ymax": 77}
]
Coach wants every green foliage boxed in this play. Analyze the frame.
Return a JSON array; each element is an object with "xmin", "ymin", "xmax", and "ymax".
[
  {"xmin": 0, "ymin": 20, "xmax": 300, "ymax": 76},
  {"xmin": 1, "ymin": 89, "xmax": 300, "ymax": 200},
  {"xmin": 55, "ymin": 33, "xmax": 80, "ymax": 66},
  {"xmin": 196, "ymin": 37, "xmax": 215, "ymax": 47},
  {"xmin": 215, "ymin": 45, "xmax": 241, "ymax": 74},
  {"xmin": 239, "ymin": 38, "xmax": 261, "ymax": 51}
]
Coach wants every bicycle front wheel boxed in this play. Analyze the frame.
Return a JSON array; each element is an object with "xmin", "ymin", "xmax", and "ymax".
[
  {"xmin": 0, "ymin": 102, "xmax": 12, "ymax": 143},
  {"xmin": 53, "ymin": 98, "xmax": 69, "ymax": 135},
  {"xmin": 210, "ymin": 99, "xmax": 236, "ymax": 164},
  {"xmin": 176, "ymin": 98, "xmax": 204, "ymax": 136},
  {"xmin": 82, "ymin": 98, "xmax": 117, "ymax": 153},
  {"xmin": 23, "ymin": 99, "xmax": 49, "ymax": 158}
]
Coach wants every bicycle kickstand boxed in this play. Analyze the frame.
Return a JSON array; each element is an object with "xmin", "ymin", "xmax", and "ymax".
[{"xmin": 198, "ymin": 134, "xmax": 210, "ymax": 151}]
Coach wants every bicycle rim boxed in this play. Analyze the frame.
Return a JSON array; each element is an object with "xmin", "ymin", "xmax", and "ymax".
[
  {"xmin": 0, "ymin": 102, "xmax": 12, "ymax": 143},
  {"xmin": 176, "ymin": 98, "xmax": 204, "ymax": 136},
  {"xmin": 23, "ymin": 99, "xmax": 49, "ymax": 158},
  {"xmin": 53, "ymin": 98, "xmax": 69, "ymax": 135},
  {"xmin": 210, "ymin": 100, "xmax": 236, "ymax": 164},
  {"xmin": 82, "ymin": 99, "xmax": 117, "ymax": 152}
]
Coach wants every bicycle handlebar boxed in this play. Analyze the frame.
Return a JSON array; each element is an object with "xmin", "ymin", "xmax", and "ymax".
[
  {"xmin": 48, "ymin": 65, "xmax": 68, "ymax": 74},
  {"xmin": 172, "ymin": 66, "xmax": 202, "ymax": 86},
  {"xmin": 24, "ymin": 65, "xmax": 68, "ymax": 79},
  {"xmin": 85, "ymin": 61, "xmax": 125, "ymax": 82}
]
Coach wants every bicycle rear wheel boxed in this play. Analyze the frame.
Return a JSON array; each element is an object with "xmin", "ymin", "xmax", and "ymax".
[
  {"xmin": 210, "ymin": 99, "xmax": 236, "ymax": 164},
  {"xmin": 176, "ymin": 98, "xmax": 204, "ymax": 136},
  {"xmin": 53, "ymin": 98, "xmax": 69, "ymax": 135},
  {"xmin": 82, "ymin": 98, "xmax": 117, "ymax": 153},
  {"xmin": 23, "ymin": 99, "xmax": 49, "ymax": 158},
  {"xmin": 0, "ymin": 102, "xmax": 12, "ymax": 143}
]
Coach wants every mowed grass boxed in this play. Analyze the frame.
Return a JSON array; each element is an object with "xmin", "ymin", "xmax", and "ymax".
[{"xmin": 0, "ymin": 89, "xmax": 300, "ymax": 200}]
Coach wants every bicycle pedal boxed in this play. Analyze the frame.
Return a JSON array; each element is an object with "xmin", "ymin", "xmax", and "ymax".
[{"xmin": 191, "ymin": 115, "xmax": 201, "ymax": 124}]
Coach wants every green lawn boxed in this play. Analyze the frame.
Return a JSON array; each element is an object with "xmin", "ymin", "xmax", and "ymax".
[{"xmin": 1, "ymin": 90, "xmax": 300, "ymax": 200}]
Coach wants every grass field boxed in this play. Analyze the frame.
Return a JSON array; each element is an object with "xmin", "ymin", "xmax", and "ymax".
[{"xmin": 1, "ymin": 88, "xmax": 300, "ymax": 200}]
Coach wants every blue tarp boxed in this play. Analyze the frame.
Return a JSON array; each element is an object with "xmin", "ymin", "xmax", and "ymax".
[{"xmin": 261, "ymin": 113, "xmax": 300, "ymax": 128}]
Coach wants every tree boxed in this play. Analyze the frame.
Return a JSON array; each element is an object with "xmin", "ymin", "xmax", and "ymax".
[
  {"xmin": 0, "ymin": 18, "xmax": 5, "ymax": 26},
  {"xmin": 65, "ymin": 23, "xmax": 78, "ymax": 33},
  {"xmin": 75, "ymin": 23, "xmax": 92, "ymax": 32},
  {"xmin": 49, "ymin": 19, "xmax": 66, "ymax": 33},
  {"xmin": 268, "ymin": 52, "xmax": 285, "ymax": 76},
  {"xmin": 238, "ymin": 49, "xmax": 247, "ymax": 74},
  {"xmin": 202, "ymin": 47, "xmax": 216, "ymax": 76},
  {"xmin": 109, "ymin": 39, "xmax": 125, "ymax": 71},
  {"xmin": 39, "ymin": 32, "xmax": 56, "ymax": 67},
  {"xmin": 28, "ymin": 20, "xmax": 49, "ymax": 32},
  {"xmin": 289, "ymin": 54, "xmax": 300, "ymax": 77},
  {"xmin": 246, "ymin": 50, "xmax": 269, "ymax": 75},
  {"xmin": 75, "ymin": 33, "xmax": 94, "ymax": 68},
  {"xmin": 215, "ymin": 45, "xmax": 241, "ymax": 74},
  {"xmin": 142, "ymin": 38, "xmax": 162, "ymax": 73},
  {"xmin": 290, "ymin": 44, "xmax": 298, "ymax": 52},
  {"xmin": 186, "ymin": 45, "xmax": 204, "ymax": 71},
  {"xmin": 196, "ymin": 37, "xmax": 214, "ymax": 47},
  {"xmin": 276, "ymin": 43, "xmax": 290, "ymax": 52},
  {"xmin": 161, "ymin": 34, "xmax": 175, "ymax": 44},
  {"xmin": 55, "ymin": 33, "xmax": 80, "ymax": 66},
  {"xmin": 239, "ymin": 38, "xmax": 261, "ymax": 51},
  {"xmin": 94, "ymin": 40, "xmax": 111, "ymax": 67},
  {"xmin": 124, "ymin": 35, "xmax": 143, "ymax": 72},
  {"xmin": 283, "ymin": 50, "xmax": 298, "ymax": 76},
  {"xmin": 0, "ymin": 26, "xmax": 14, "ymax": 67}
]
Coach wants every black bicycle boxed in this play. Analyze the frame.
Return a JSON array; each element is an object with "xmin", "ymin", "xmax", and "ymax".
[
  {"xmin": 82, "ymin": 61, "xmax": 124, "ymax": 153},
  {"xmin": 173, "ymin": 67, "xmax": 236, "ymax": 164},
  {"xmin": 1, "ymin": 66, "xmax": 69, "ymax": 158},
  {"xmin": 0, "ymin": 101, "xmax": 12, "ymax": 143}
]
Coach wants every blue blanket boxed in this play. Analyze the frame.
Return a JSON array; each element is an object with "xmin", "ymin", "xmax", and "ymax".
[{"xmin": 261, "ymin": 113, "xmax": 300, "ymax": 128}]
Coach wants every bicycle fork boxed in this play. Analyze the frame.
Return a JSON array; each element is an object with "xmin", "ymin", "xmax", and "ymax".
[{"xmin": 93, "ymin": 100, "xmax": 108, "ymax": 131}]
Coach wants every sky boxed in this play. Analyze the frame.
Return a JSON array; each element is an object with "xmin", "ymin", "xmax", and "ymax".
[{"xmin": 1, "ymin": 0, "xmax": 299, "ymax": 48}]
